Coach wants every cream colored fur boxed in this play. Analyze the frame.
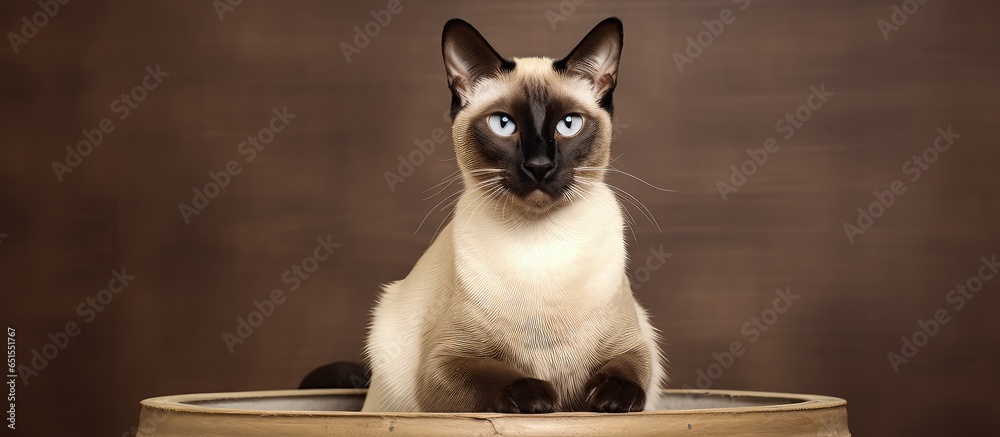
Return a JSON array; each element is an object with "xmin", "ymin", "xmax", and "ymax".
[{"xmin": 363, "ymin": 56, "xmax": 664, "ymax": 412}]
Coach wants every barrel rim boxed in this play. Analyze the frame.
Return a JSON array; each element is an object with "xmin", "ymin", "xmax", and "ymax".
[{"xmin": 139, "ymin": 388, "xmax": 847, "ymax": 418}]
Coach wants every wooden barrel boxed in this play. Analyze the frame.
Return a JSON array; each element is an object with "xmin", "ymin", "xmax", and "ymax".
[{"xmin": 136, "ymin": 389, "xmax": 850, "ymax": 436}]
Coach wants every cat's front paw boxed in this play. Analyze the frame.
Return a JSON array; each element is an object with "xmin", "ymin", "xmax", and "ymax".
[
  {"xmin": 584, "ymin": 375, "xmax": 646, "ymax": 413},
  {"xmin": 491, "ymin": 378, "xmax": 559, "ymax": 414}
]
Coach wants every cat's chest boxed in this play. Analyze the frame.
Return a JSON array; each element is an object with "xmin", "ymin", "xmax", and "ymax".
[
  {"xmin": 452, "ymin": 205, "xmax": 626, "ymax": 302},
  {"xmin": 454, "ymin": 221, "xmax": 626, "ymax": 364},
  {"xmin": 455, "ymin": 241, "xmax": 624, "ymax": 310},
  {"xmin": 518, "ymin": 322, "xmax": 590, "ymax": 374},
  {"xmin": 493, "ymin": 312, "xmax": 611, "ymax": 394}
]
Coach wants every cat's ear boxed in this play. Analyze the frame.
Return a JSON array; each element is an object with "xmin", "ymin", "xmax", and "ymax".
[
  {"xmin": 442, "ymin": 19, "xmax": 511, "ymax": 115},
  {"xmin": 555, "ymin": 17, "xmax": 624, "ymax": 105}
]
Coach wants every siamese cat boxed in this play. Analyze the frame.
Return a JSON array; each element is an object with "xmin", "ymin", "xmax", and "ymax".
[{"xmin": 362, "ymin": 17, "xmax": 664, "ymax": 414}]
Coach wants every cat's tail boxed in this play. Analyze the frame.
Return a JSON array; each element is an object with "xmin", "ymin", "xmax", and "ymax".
[{"xmin": 298, "ymin": 361, "xmax": 371, "ymax": 389}]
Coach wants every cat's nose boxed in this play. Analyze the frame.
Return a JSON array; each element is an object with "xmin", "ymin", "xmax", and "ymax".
[{"xmin": 523, "ymin": 156, "xmax": 555, "ymax": 182}]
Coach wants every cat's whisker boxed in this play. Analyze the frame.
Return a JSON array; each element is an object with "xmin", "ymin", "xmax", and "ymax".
[
  {"xmin": 437, "ymin": 197, "xmax": 462, "ymax": 216},
  {"xmin": 480, "ymin": 183, "xmax": 505, "ymax": 209},
  {"xmin": 435, "ymin": 189, "xmax": 466, "ymax": 212},
  {"xmin": 566, "ymin": 185, "xmax": 583, "ymax": 204},
  {"xmin": 576, "ymin": 178, "xmax": 649, "ymax": 226},
  {"xmin": 424, "ymin": 169, "xmax": 503, "ymax": 200},
  {"xmin": 608, "ymin": 153, "xmax": 625, "ymax": 166},
  {"xmin": 570, "ymin": 186, "xmax": 591, "ymax": 206},
  {"xmin": 421, "ymin": 174, "xmax": 464, "ymax": 201},
  {"xmin": 450, "ymin": 182, "xmax": 497, "ymax": 220},
  {"xmin": 574, "ymin": 166, "xmax": 677, "ymax": 192},
  {"xmin": 485, "ymin": 185, "xmax": 505, "ymax": 211},
  {"xmin": 492, "ymin": 186, "xmax": 509, "ymax": 216},
  {"xmin": 617, "ymin": 188, "xmax": 661, "ymax": 233},
  {"xmin": 609, "ymin": 194, "xmax": 639, "ymax": 244},
  {"xmin": 607, "ymin": 166, "xmax": 678, "ymax": 192},
  {"xmin": 601, "ymin": 181, "xmax": 661, "ymax": 233},
  {"xmin": 575, "ymin": 178, "xmax": 640, "ymax": 241},
  {"xmin": 501, "ymin": 192, "xmax": 510, "ymax": 221},
  {"xmin": 426, "ymin": 178, "xmax": 502, "ymax": 242},
  {"xmin": 423, "ymin": 170, "xmax": 461, "ymax": 193},
  {"xmin": 415, "ymin": 177, "xmax": 501, "ymax": 235},
  {"xmin": 567, "ymin": 186, "xmax": 581, "ymax": 204},
  {"xmin": 459, "ymin": 184, "xmax": 503, "ymax": 234},
  {"xmin": 429, "ymin": 210, "xmax": 453, "ymax": 244},
  {"xmin": 584, "ymin": 186, "xmax": 620, "ymax": 220},
  {"xmin": 575, "ymin": 180, "xmax": 641, "ymax": 234},
  {"xmin": 415, "ymin": 190, "xmax": 463, "ymax": 235}
]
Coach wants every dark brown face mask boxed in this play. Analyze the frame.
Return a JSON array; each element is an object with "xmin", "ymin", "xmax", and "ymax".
[{"xmin": 442, "ymin": 18, "xmax": 623, "ymax": 212}]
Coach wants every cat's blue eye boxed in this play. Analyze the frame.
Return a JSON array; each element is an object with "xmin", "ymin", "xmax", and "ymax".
[
  {"xmin": 556, "ymin": 114, "xmax": 584, "ymax": 137},
  {"xmin": 488, "ymin": 113, "xmax": 516, "ymax": 137}
]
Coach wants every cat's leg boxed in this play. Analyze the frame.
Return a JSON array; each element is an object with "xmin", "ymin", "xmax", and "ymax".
[
  {"xmin": 416, "ymin": 356, "xmax": 559, "ymax": 413},
  {"xmin": 583, "ymin": 347, "xmax": 651, "ymax": 413}
]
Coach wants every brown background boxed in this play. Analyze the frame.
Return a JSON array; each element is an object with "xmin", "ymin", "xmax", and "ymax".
[{"xmin": 2, "ymin": 0, "xmax": 999, "ymax": 435}]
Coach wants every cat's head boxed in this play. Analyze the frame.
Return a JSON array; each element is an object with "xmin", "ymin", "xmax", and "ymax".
[{"xmin": 442, "ymin": 18, "xmax": 623, "ymax": 215}]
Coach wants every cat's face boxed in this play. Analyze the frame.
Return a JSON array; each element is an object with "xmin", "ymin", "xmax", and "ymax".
[{"xmin": 442, "ymin": 18, "xmax": 623, "ymax": 215}]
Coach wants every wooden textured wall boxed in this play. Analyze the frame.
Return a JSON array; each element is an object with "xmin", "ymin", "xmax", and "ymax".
[{"xmin": 1, "ymin": 0, "xmax": 998, "ymax": 435}]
